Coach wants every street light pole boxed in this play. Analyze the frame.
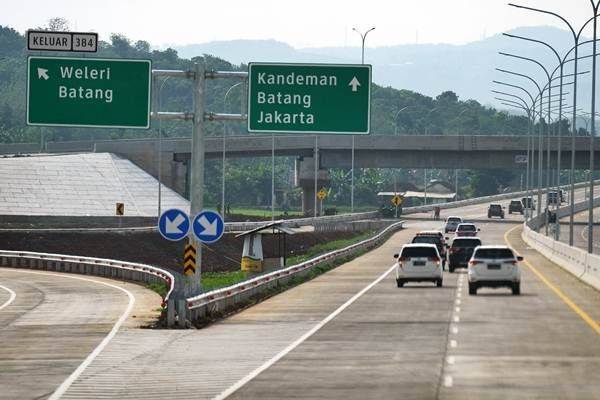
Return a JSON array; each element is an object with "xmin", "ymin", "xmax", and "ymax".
[
  {"xmin": 352, "ymin": 27, "xmax": 376, "ymax": 64},
  {"xmin": 588, "ymin": 0, "xmax": 600, "ymax": 253},
  {"xmin": 222, "ymin": 82, "xmax": 244, "ymax": 221},
  {"xmin": 497, "ymin": 68, "xmax": 545, "ymax": 228},
  {"xmin": 508, "ymin": 3, "xmax": 600, "ymax": 245},
  {"xmin": 350, "ymin": 27, "xmax": 374, "ymax": 214}
]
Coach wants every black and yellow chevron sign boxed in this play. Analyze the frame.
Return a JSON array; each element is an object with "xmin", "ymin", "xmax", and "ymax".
[
  {"xmin": 115, "ymin": 202, "xmax": 125, "ymax": 216},
  {"xmin": 183, "ymin": 244, "xmax": 196, "ymax": 276}
]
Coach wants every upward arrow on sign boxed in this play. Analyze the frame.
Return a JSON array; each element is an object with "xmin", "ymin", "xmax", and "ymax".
[{"xmin": 349, "ymin": 76, "xmax": 361, "ymax": 92}]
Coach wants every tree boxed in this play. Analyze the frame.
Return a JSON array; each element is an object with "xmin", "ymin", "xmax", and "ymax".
[
  {"xmin": 40, "ymin": 17, "xmax": 70, "ymax": 32},
  {"xmin": 134, "ymin": 40, "xmax": 150, "ymax": 53},
  {"xmin": 110, "ymin": 34, "xmax": 132, "ymax": 57},
  {"xmin": 436, "ymin": 91, "xmax": 459, "ymax": 103}
]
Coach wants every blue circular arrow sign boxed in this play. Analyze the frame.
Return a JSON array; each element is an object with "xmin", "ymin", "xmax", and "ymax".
[
  {"xmin": 192, "ymin": 210, "xmax": 225, "ymax": 244},
  {"xmin": 158, "ymin": 208, "xmax": 190, "ymax": 241}
]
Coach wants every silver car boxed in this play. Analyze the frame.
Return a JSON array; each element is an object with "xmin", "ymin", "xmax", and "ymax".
[{"xmin": 444, "ymin": 216, "xmax": 463, "ymax": 233}]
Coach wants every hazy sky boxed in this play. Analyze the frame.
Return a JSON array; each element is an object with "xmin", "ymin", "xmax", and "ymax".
[{"xmin": 1, "ymin": 0, "xmax": 596, "ymax": 48}]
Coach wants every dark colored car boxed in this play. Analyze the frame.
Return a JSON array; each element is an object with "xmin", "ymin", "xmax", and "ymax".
[
  {"xmin": 488, "ymin": 204, "xmax": 505, "ymax": 219},
  {"xmin": 508, "ymin": 200, "xmax": 524, "ymax": 215},
  {"xmin": 412, "ymin": 232, "xmax": 449, "ymax": 267},
  {"xmin": 448, "ymin": 237, "xmax": 482, "ymax": 273},
  {"xmin": 521, "ymin": 197, "xmax": 535, "ymax": 210}
]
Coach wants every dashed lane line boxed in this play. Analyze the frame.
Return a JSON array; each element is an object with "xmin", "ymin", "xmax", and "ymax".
[
  {"xmin": 505, "ymin": 225, "xmax": 600, "ymax": 336},
  {"xmin": 213, "ymin": 264, "xmax": 398, "ymax": 400},
  {"xmin": 0, "ymin": 284, "xmax": 16, "ymax": 310}
]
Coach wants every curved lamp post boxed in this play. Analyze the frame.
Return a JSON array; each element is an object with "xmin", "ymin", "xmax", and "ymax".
[
  {"xmin": 352, "ymin": 27, "xmax": 376, "ymax": 64},
  {"xmin": 508, "ymin": 2, "xmax": 600, "ymax": 248},
  {"xmin": 221, "ymin": 82, "xmax": 244, "ymax": 220}
]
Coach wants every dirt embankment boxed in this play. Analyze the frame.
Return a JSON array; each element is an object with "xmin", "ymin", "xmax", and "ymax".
[{"xmin": 0, "ymin": 230, "xmax": 362, "ymax": 274}]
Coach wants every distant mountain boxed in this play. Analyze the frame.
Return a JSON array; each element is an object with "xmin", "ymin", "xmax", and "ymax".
[{"xmin": 173, "ymin": 26, "xmax": 593, "ymax": 113}]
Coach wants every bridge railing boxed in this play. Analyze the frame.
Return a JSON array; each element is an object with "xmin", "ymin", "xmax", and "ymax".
[{"xmin": 185, "ymin": 220, "xmax": 404, "ymax": 323}]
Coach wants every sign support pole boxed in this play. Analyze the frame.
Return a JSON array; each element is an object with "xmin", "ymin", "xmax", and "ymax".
[
  {"xmin": 188, "ymin": 62, "xmax": 205, "ymax": 295},
  {"xmin": 314, "ymin": 136, "xmax": 318, "ymax": 218}
]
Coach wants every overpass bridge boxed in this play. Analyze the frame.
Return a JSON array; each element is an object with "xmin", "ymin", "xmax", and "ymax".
[{"xmin": 3, "ymin": 134, "xmax": 599, "ymax": 213}]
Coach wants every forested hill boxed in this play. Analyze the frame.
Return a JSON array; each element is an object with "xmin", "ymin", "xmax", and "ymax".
[{"xmin": 0, "ymin": 24, "xmax": 532, "ymax": 145}]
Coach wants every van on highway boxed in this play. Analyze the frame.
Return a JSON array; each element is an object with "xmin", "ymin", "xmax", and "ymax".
[{"xmin": 394, "ymin": 244, "xmax": 443, "ymax": 288}]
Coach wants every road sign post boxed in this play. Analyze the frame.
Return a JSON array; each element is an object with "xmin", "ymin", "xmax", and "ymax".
[
  {"xmin": 158, "ymin": 209, "xmax": 191, "ymax": 241},
  {"xmin": 192, "ymin": 210, "xmax": 225, "ymax": 244},
  {"xmin": 27, "ymin": 56, "xmax": 151, "ymax": 128},
  {"xmin": 391, "ymin": 195, "xmax": 403, "ymax": 218},
  {"xmin": 248, "ymin": 63, "xmax": 371, "ymax": 134}
]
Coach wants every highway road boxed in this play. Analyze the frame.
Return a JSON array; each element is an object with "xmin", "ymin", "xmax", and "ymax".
[
  {"xmin": 1, "ymin": 190, "xmax": 599, "ymax": 399},
  {"xmin": 0, "ymin": 269, "xmax": 160, "ymax": 400}
]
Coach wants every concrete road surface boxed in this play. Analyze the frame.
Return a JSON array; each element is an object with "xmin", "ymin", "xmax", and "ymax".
[
  {"xmin": 0, "ymin": 269, "xmax": 159, "ymax": 400},
  {"xmin": 2, "ymin": 189, "xmax": 599, "ymax": 399}
]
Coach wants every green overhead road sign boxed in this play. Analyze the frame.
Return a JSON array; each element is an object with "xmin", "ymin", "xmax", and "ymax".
[
  {"xmin": 248, "ymin": 63, "xmax": 371, "ymax": 134},
  {"xmin": 27, "ymin": 56, "xmax": 151, "ymax": 129}
]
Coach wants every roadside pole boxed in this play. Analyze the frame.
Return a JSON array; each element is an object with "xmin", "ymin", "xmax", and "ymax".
[
  {"xmin": 188, "ymin": 62, "xmax": 206, "ymax": 295},
  {"xmin": 314, "ymin": 136, "xmax": 318, "ymax": 218}
]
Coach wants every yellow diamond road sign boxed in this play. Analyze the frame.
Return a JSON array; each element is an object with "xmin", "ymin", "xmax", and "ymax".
[
  {"xmin": 391, "ymin": 195, "xmax": 403, "ymax": 207},
  {"xmin": 317, "ymin": 188, "xmax": 327, "ymax": 200}
]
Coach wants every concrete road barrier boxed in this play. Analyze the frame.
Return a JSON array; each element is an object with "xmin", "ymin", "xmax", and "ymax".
[{"xmin": 522, "ymin": 197, "xmax": 600, "ymax": 291}]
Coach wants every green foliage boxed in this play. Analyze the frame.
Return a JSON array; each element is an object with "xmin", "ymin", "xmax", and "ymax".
[{"xmin": 202, "ymin": 271, "xmax": 248, "ymax": 291}]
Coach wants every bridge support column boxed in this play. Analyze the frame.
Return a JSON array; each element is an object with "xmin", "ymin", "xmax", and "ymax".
[{"xmin": 295, "ymin": 156, "xmax": 330, "ymax": 216}]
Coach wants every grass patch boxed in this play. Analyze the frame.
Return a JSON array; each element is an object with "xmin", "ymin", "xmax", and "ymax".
[
  {"xmin": 202, "ymin": 270, "xmax": 249, "ymax": 292},
  {"xmin": 286, "ymin": 229, "xmax": 377, "ymax": 265},
  {"xmin": 146, "ymin": 282, "xmax": 168, "ymax": 298}
]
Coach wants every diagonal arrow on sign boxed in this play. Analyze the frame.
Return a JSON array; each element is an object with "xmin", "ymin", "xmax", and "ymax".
[
  {"xmin": 37, "ymin": 68, "xmax": 49, "ymax": 80},
  {"xmin": 197, "ymin": 215, "xmax": 218, "ymax": 236},
  {"xmin": 166, "ymin": 214, "xmax": 186, "ymax": 234}
]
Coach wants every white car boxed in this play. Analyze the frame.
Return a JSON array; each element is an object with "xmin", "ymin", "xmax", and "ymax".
[
  {"xmin": 394, "ymin": 244, "xmax": 443, "ymax": 287},
  {"xmin": 444, "ymin": 216, "xmax": 463, "ymax": 233},
  {"xmin": 468, "ymin": 245, "xmax": 523, "ymax": 295}
]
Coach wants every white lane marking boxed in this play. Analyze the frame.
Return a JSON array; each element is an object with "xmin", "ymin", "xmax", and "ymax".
[
  {"xmin": 455, "ymin": 306, "xmax": 461, "ymax": 313},
  {"xmin": 0, "ymin": 284, "xmax": 16, "ymax": 311},
  {"xmin": 454, "ymin": 315, "xmax": 460, "ymax": 323},
  {"xmin": 447, "ymin": 356, "xmax": 455, "ymax": 365},
  {"xmin": 451, "ymin": 326, "xmax": 459, "ymax": 335},
  {"xmin": 0, "ymin": 269, "xmax": 135, "ymax": 400},
  {"xmin": 457, "ymin": 292, "xmax": 462, "ymax": 298},
  {"xmin": 455, "ymin": 299, "xmax": 461, "ymax": 305},
  {"xmin": 213, "ymin": 264, "xmax": 397, "ymax": 400},
  {"xmin": 444, "ymin": 375, "xmax": 454, "ymax": 387},
  {"xmin": 450, "ymin": 340, "xmax": 457, "ymax": 348}
]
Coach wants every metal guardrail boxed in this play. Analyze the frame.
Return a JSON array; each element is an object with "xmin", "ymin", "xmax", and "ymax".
[
  {"xmin": 402, "ymin": 180, "xmax": 600, "ymax": 216},
  {"xmin": 185, "ymin": 220, "xmax": 404, "ymax": 321},
  {"xmin": 0, "ymin": 250, "xmax": 175, "ymax": 305},
  {"xmin": 223, "ymin": 211, "xmax": 379, "ymax": 232}
]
